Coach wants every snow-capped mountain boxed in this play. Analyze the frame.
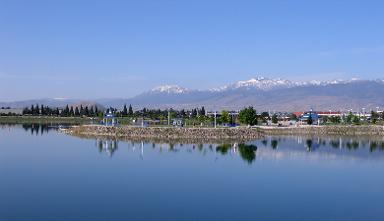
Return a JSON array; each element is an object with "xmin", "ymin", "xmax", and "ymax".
[
  {"xmin": 212, "ymin": 77, "xmax": 353, "ymax": 92},
  {"xmin": 150, "ymin": 85, "xmax": 190, "ymax": 94},
  {"xmin": 145, "ymin": 77, "xmax": 372, "ymax": 95},
  {"xmin": 122, "ymin": 77, "xmax": 384, "ymax": 111},
  {"xmin": 3, "ymin": 77, "xmax": 384, "ymax": 112},
  {"xmin": 213, "ymin": 77, "xmax": 297, "ymax": 91}
]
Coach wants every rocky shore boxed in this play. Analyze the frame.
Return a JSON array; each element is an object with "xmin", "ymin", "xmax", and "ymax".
[
  {"xmin": 260, "ymin": 125, "xmax": 384, "ymax": 136},
  {"xmin": 62, "ymin": 125, "xmax": 264, "ymax": 141},
  {"xmin": 61, "ymin": 125, "xmax": 384, "ymax": 142}
]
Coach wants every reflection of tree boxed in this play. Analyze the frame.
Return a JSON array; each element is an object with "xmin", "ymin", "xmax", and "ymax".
[
  {"xmin": 198, "ymin": 144, "xmax": 204, "ymax": 152},
  {"xmin": 271, "ymin": 140, "xmax": 278, "ymax": 149},
  {"xmin": 306, "ymin": 139, "xmax": 313, "ymax": 151},
  {"xmin": 238, "ymin": 144, "xmax": 257, "ymax": 164},
  {"xmin": 21, "ymin": 123, "xmax": 58, "ymax": 135},
  {"xmin": 97, "ymin": 139, "xmax": 118, "ymax": 156},
  {"xmin": 330, "ymin": 140, "xmax": 340, "ymax": 148},
  {"xmin": 216, "ymin": 144, "xmax": 232, "ymax": 155},
  {"xmin": 346, "ymin": 141, "xmax": 359, "ymax": 150},
  {"xmin": 368, "ymin": 142, "xmax": 384, "ymax": 152},
  {"xmin": 370, "ymin": 142, "xmax": 378, "ymax": 152},
  {"xmin": 261, "ymin": 140, "xmax": 268, "ymax": 146}
]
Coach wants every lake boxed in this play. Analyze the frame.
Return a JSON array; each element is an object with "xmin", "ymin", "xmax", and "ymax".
[{"xmin": 1, "ymin": 124, "xmax": 384, "ymax": 221}]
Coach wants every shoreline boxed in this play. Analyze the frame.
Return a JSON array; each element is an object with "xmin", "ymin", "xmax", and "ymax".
[
  {"xmin": 61, "ymin": 125, "xmax": 264, "ymax": 142},
  {"xmin": 60, "ymin": 124, "xmax": 384, "ymax": 141},
  {"xmin": 260, "ymin": 125, "xmax": 384, "ymax": 136}
]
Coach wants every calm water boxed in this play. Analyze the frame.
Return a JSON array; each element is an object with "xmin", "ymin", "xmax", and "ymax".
[{"xmin": 1, "ymin": 124, "xmax": 384, "ymax": 221}]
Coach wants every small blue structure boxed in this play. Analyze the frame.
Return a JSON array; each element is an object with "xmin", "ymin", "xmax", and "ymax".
[
  {"xmin": 300, "ymin": 109, "xmax": 320, "ymax": 125},
  {"xmin": 103, "ymin": 109, "xmax": 118, "ymax": 126}
]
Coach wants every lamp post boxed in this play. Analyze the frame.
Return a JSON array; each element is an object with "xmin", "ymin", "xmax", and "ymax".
[{"xmin": 214, "ymin": 111, "xmax": 217, "ymax": 128}]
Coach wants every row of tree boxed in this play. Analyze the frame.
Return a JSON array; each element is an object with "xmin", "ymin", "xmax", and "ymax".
[{"xmin": 22, "ymin": 104, "xmax": 102, "ymax": 117}]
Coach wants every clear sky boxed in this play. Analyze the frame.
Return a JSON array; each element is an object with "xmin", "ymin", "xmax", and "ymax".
[{"xmin": 1, "ymin": 0, "xmax": 384, "ymax": 101}]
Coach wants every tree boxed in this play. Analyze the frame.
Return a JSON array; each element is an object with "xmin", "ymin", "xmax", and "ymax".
[
  {"xmin": 31, "ymin": 105, "xmax": 35, "ymax": 115},
  {"xmin": 220, "ymin": 111, "xmax": 230, "ymax": 124},
  {"xmin": 122, "ymin": 104, "xmax": 128, "ymax": 117},
  {"xmin": 371, "ymin": 111, "xmax": 379, "ymax": 124},
  {"xmin": 260, "ymin": 112, "xmax": 269, "ymax": 123},
  {"xmin": 352, "ymin": 115, "xmax": 360, "ymax": 124},
  {"xmin": 89, "ymin": 106, "xmax": 95, "ymax": 117},
  {"xmin": 199, "ymin": 106, "xmax": 206, "ymax": 116},
  {"xmin": 272, "ymin": 114, "xmax": 278, "ymax": 124},
  {"xmin": 62, "ymin": 105, "xmax": 70, "ymax": 117},
  {"xmin": 128, "ymin": 104, "xmax": 133, "ymax": 116},
  {"xmin": 239, "ymin": 107, "xmax": 258, "ymax": 126},
  {"xmin": 346, "ymin": 112, "xmax": 354, "ymax": 124},
  {"xmin": 75, "ymin": 107, "xmax": 80, "ymax": 116},
  {"xmin": 80, "ymin": 105, "xmax": 84, "ymax": 116},
  {"xmin": 307, "ymin": 113, "xmax": 313, "ymax": 125},
  {"xmin": 69, "ymin": 106, "xmax": 74, "ymax": 116},
  {"xmin": 329, "ymin": 116, "xmax": 341, "ymax": 124}
]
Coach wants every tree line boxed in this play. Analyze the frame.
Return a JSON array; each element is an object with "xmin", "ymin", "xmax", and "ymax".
[{"xmin": 22, "ymin": 104, "xmax": 102, "ymax": 117}]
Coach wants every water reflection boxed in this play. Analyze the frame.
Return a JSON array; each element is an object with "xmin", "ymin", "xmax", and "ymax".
[
  {"xmin": 96, "ymin": 139, "xmax": 119, "ymax": 156},
  {"xmin": 5, "ymin": 125, "xmax": 384, "ymax": 163},
  {"xmin": 85, "ymin": 135, "xmax": 384, "ymax": 164},
  {"xmin": 0, "ymin": 123, "xmax": 73, "ymax": 135},
  {"xmin": 238, "ymin": 144, "xmax": 257, "ymax": 164}
]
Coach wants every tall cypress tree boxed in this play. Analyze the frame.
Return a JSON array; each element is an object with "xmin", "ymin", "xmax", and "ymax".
[
  {"xmin": 90, "ymin": 106, "xmax": 95, "ymax": 117},
  {"xmin": 75, "ymin": 107, "xmax": 80, "ymax": 116},
  {"xmin": 35, "ymin": 104, "xmax": 40, "ymax": 115},
  {"xmin": 80, "ymin": 105, "xmax": 84, "ymax": 116},
  {"xmin": 62, "ymin": 105, "xmax": 70, "ymax": 117},
  {"xmin": 69, "ymin": 106, "xmax": 74, "ymax": 116},
  {"xmin": 128, "ymin": 104, "xmax": 133, "ymax": 116},
  {"xmin": 123, "ymin": 104, "xmax": 128, "ymax": 117}
]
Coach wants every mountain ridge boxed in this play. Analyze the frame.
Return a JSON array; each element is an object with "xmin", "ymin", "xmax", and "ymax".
[{"xmin": 2, "ymin": 77, "xmax": 384, "ymax": 112}]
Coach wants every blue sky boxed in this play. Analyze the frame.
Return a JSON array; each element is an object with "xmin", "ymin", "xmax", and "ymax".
[{"xmin": 1, "ymin": 0, "xmax": 384, "ymax": 101}]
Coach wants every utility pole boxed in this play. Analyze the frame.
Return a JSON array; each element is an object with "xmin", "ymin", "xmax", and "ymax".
[
  {"xmin": 168, "ymin": 109, "xmax": 170, "ymax": 126},
  {"xmin": 214, "ymin": 111, "xmax": 217, "ymax": 128}
]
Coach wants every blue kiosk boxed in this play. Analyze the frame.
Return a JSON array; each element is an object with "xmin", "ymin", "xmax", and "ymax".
[{"xmin": 103, "ymin": 110, "xmax": 118, "ymax": 126}]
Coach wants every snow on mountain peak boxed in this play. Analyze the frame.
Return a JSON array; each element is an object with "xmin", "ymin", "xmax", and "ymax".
[
  {"xmin": 151, "ymin": 85, "xmax": 190, "ymax": 94},
  {"xmin": 214, "ymin": 76, "xmax": 297, "ymax": 91},
  {"xmin": 150, "ymin": 77, "xmax": 371, "ymax": 94}
]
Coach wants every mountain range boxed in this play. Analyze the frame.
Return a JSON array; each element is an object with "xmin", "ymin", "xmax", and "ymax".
[{"xmin": 2, "ymin": 77, "xmax": 384, "ymax": 112}]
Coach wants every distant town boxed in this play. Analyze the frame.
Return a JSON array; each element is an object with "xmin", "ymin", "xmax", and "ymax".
[{"xmin": 1, "ymin": 103, "xmax": 383, "ymax": 127}]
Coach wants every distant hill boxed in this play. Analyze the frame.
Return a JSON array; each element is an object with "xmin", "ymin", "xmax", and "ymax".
[
  {"xmin": 115, "ymin": 78, "xmax": 384, "ymax": 112},
  {"xmin": 2, "ymin": 77, "xmax": 384, "ymax": 112}
]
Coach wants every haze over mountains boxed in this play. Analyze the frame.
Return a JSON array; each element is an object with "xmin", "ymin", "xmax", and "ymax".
[{"xmin": 2, "ymin": 77, "xmax": 384, "ymax": 112}]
